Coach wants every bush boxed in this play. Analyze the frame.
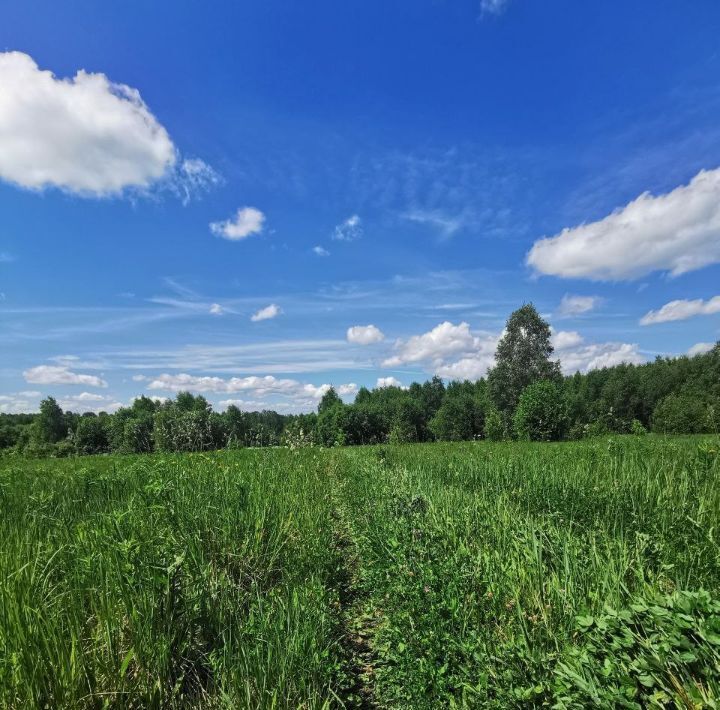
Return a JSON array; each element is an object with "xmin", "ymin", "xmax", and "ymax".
[
  {"xmin": 484, "ymin": 407, "xmax": 505, "ymax": 441},
  {"xmin": 552, "ymin": 590, "xmax": 720, "ymax": 707},
  {"xmin": 652, "ymin": 393, "xmax": 710, "ymax": 434},
  {"xmin": 630, "ymin": 418, "xmax": 647, "ymax": 436},
  {"xmin": 513, "ymin": 380, "xmax": 568, "ymax": 441}
]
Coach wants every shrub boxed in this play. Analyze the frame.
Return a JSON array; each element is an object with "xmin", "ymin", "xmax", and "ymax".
[
  {"xmin": 652, "ymin": 393, "xmax": 709, "ymax": 434},
  {"xmin": 552, "ymin": 590, "xmax": 720, "ymax": 707},
  {"xmin": 513, "ymin": 380, "xmax": 568, "ymax": 441},
  {"xmin": 484, "ymin": 407, "xmax": 505, "ymax": 441},
  {"xmin": 630, "ymin": 419, "xmax": 648, "ymax": 436}
]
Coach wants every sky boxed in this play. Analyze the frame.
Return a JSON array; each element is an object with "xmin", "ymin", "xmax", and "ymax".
[{"xmin": 1, "ymin": 0, "xmax": 720, "ymax": 414}]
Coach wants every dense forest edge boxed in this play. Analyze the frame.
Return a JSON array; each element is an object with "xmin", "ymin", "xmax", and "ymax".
[{"xmin": 2, "ymin": 304, "xmax": 719, "ymax": 457}]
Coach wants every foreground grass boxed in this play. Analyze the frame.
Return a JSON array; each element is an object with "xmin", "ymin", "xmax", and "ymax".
[
  {"xmin": 1, "ymin": 436, "xmax": 719, "ymax": 708},
  {"xmin": 0, "ymin": 450, "xmax": 344, "ymax": 708}
]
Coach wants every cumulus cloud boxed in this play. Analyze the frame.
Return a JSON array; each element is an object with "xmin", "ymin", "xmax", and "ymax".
[
  {"xmin": 383, "ymin": 321, "xmax": 499, "ymax": 381},
  {"xmin": 0, "ymin": 51, "xmax": 177, "ymax": 195},
  {"xmin": 552, "ymin": 330, "xmax": 584, "ymax": 350},
  {"xmin": 23, "ymin": 365, "xmax": 108, "ymax": 387},
  {"xmin": 640, "ymin": 295, "xmax": 720, "ymax": 325},
  {"xmin": 337, "ymin": 383, "xmax": 359, "ymax": 396},
  {"xmin": 436, "ymin": 355, "xmax": 495, "ymax": 380},
  {"xmin": 313, "ymin": 245, "xmax": 330, "ymax": 257},
  {"xmin": 688, "ymin": 342, "xmax": 715, "ymax": 356},
  {"xmin": 383, "ymin": 321, "xmax": 483, "ymax": 367},
  {"xmin": 527, "ymin": 168, "xmax": 720, "ymax": 280},
  {"xmin": 347, "ymin": 324, "xmax": 385, "ymax": 345},
  {"xmin": 557, "ymin": 342, "xmax": 644, "ymax": 374},
  {"xmin": 210, "ymin": 207, "xmax": 265, "ymax": 240},
  {"xmin": 149, "ymin": 373, "xmax": 357, "ymax": 411},
  {"xmin": 557, "ymin": 294, "xmax": 601, "ymax": 317},
  {"xmin": 376, "ymin": 376, "xmax": 404, "ymax": 389},
  {"xmin": 0, "ymin": 391, "xmax": 41, "ymax": 414},
  {"xmin": 549, "ymin": 329, "xmax": 644, "ymax": 373},
  {"xmin": 58, "ymin": 392, "xmax": 122, "ymax": 413},
  {"xmin": 332, "ymin": 214, "xmax": 362, "ymax": 241},
  {"xmin": 251, "ymin": 303, "xmax": 281, "ymax": 322},
  {"xmin": 209, "ymin": 303, "xmax": 224, "ymax": 316}
]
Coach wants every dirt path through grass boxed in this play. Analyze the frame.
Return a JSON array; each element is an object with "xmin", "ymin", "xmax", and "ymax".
[{"xmin": 327, "ymin": 452, "xmax": 380, "ymax": 709}]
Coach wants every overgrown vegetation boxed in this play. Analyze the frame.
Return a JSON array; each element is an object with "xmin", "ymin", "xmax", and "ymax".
[
  {"xmin": 2, "ymin": 305, "xmax": 719, "ymax": 457},
  {"xmin": 0, "ymin": 437, "xmax": 718, "ymax": 707}
]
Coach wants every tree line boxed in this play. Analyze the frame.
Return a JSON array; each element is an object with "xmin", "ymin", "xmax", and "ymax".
[{"xmin": 2, "ymin": 305, "xmax": 718, "ymax": 457}]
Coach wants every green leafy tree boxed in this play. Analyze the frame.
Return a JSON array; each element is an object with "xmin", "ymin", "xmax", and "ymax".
[
  {"xmin": 487, "ymin": 304, "xmax": 560, "ymax": 421},
  {"xmin": 33, "ymin": 397, "xmax": 66, "ymax": 444},
  {"xmin": 513, "ymin": 380, "xmax": 568, "ymax": 441},
  {"xmin": 484, "ymin": 407, "xmax": 505, "ymax": 441},
  {"xmin": 318, "ymin": 387, "xmax": 343, "ymax": 414},
  {"xmin": 75, "ymin": 415, "xmax": 110, "ymax": 455},
  {"xmin": 429, "ymin": 382, "xmax": 485, "ymax": 441},
  {"xmin": 651, "ymin": 392, "xmax": 710, "ymax": 434}
]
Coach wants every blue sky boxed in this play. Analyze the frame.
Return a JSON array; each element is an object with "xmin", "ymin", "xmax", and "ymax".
[{"xmin": 1, "ymin": 0, "xmax": 720, "ymax": 413}]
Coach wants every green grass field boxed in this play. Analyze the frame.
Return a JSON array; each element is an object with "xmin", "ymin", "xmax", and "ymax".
[{"xmin": 1, "ymin": 437, "xmax": 719, "ymax": 708}]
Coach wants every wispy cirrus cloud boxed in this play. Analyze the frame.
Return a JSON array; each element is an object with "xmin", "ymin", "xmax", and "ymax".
[
  {"xmin": 401, "ymin": 208, "xmax": 466, "ymax": 239},
  {"xmin": 480, "ymin": 0, "xmax": 511, "ymax": 16},
  {"xmin": 332, "ymin": 214, "xmax": 363, "ymax": 241}
]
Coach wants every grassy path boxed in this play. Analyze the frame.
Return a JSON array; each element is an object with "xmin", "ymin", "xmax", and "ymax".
[
  {"xmin": 0, "ymin": 438, "xmax": 718, "ymax": 707},
  {"xmin": 327, "ymin": 451, "xmax": 379, "ymax": 709}
]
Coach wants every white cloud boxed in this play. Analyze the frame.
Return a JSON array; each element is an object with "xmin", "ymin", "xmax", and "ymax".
[
  {"xmin": 58, "ymin": 392, "xmax": 122, "ymax": 413},
  {"xmin": 558, "ymin": 342, "xmax": 645, "ymax": 374},
  {"xmin": 383, "ymin": 321, "xmax": 482, "ymax": 367},
  {"xmin": 347, "ymin": 324, "xmax": 385, "ymax": 345},
  {"xmin": 66, "ymin": 392, "xmax": 107, "ymax": 402},
  {"xmin": 376, "ymin": 376, "xmax": 404, "ymax": 389},
  {"xmin": 148, "ymin": 373, "xmax": 298, "ymax": 394},
  {"xmin": 332, "ymin": 214, "xmax": 362, "ymax": 241},
  {"xmin": 552, "ymin": 330, "xmax": 584, "ymax": 350},
  {"xmin": 481, "ymin": 0, "xmax": 510, "ymax": 15},
  {"xmin": 0, "ymin": 51, "xmax": 176, "ymax": 195},
  {"xmin": 688, "ymin": 342, "xmax": 714, "ymax": 356},
  {"xmin": 0, "ymin": 391, "xmax": 41, "ymax": 414},
  {"xmin": 210, "ymin": 207, "xmax": 265, "ymax": 240},
  {"xmin": 337, "ymin": 383, "xmax": 358, "ymax": 396},
  {"xmin": 557, "ymin": 294, "xmax": 601, "ymax": 317},
  {"xmin": 23, "ymin": 365, "xmax": 108, "ymax": 387},
  {"xmin": 527, "ymin": 168, "xmax": 720, "ymax": 280},
  {"xmin": 0, "ymin": 252, "xmax": 14, "ymax": 263},
  {"xmin": 640, "ymin": 295, "xmax": 720, "ymax": 325},
  {"xmin": 436, "ymin": 354, "xmax": 495, "ymax": 380},
  {"xmin": 401, "ymin": 208, "xmax": 464, "ymax": 238},
  {"xmin": 174, "ymin": 158, "xmax": 221, "ymax": 204},
  {"xmin": 251, "ymin": 303, "xmax": 281, "ymax": 322},
  {"xmin": 149, "ymin": 373, "xmax": 357, "ymax": 412},
  {"xmin": 383, "ymin": 321, "xmax": 499, "ymax": 381},
  {"xmin": 131, "ymin": 374, "xmax": 146, "ymax": 382},
  {"xmin": 313, "ymin": 245, "xmax": 330, "ymax": 257},
  {"xmin": 209, "ymin": 303, "xmax": 224, "ymax": 316}
]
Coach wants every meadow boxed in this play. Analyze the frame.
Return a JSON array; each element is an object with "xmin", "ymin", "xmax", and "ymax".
[{"xmin": 1, "ymin": 436, "xmax": 719, "ymax": 708}]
